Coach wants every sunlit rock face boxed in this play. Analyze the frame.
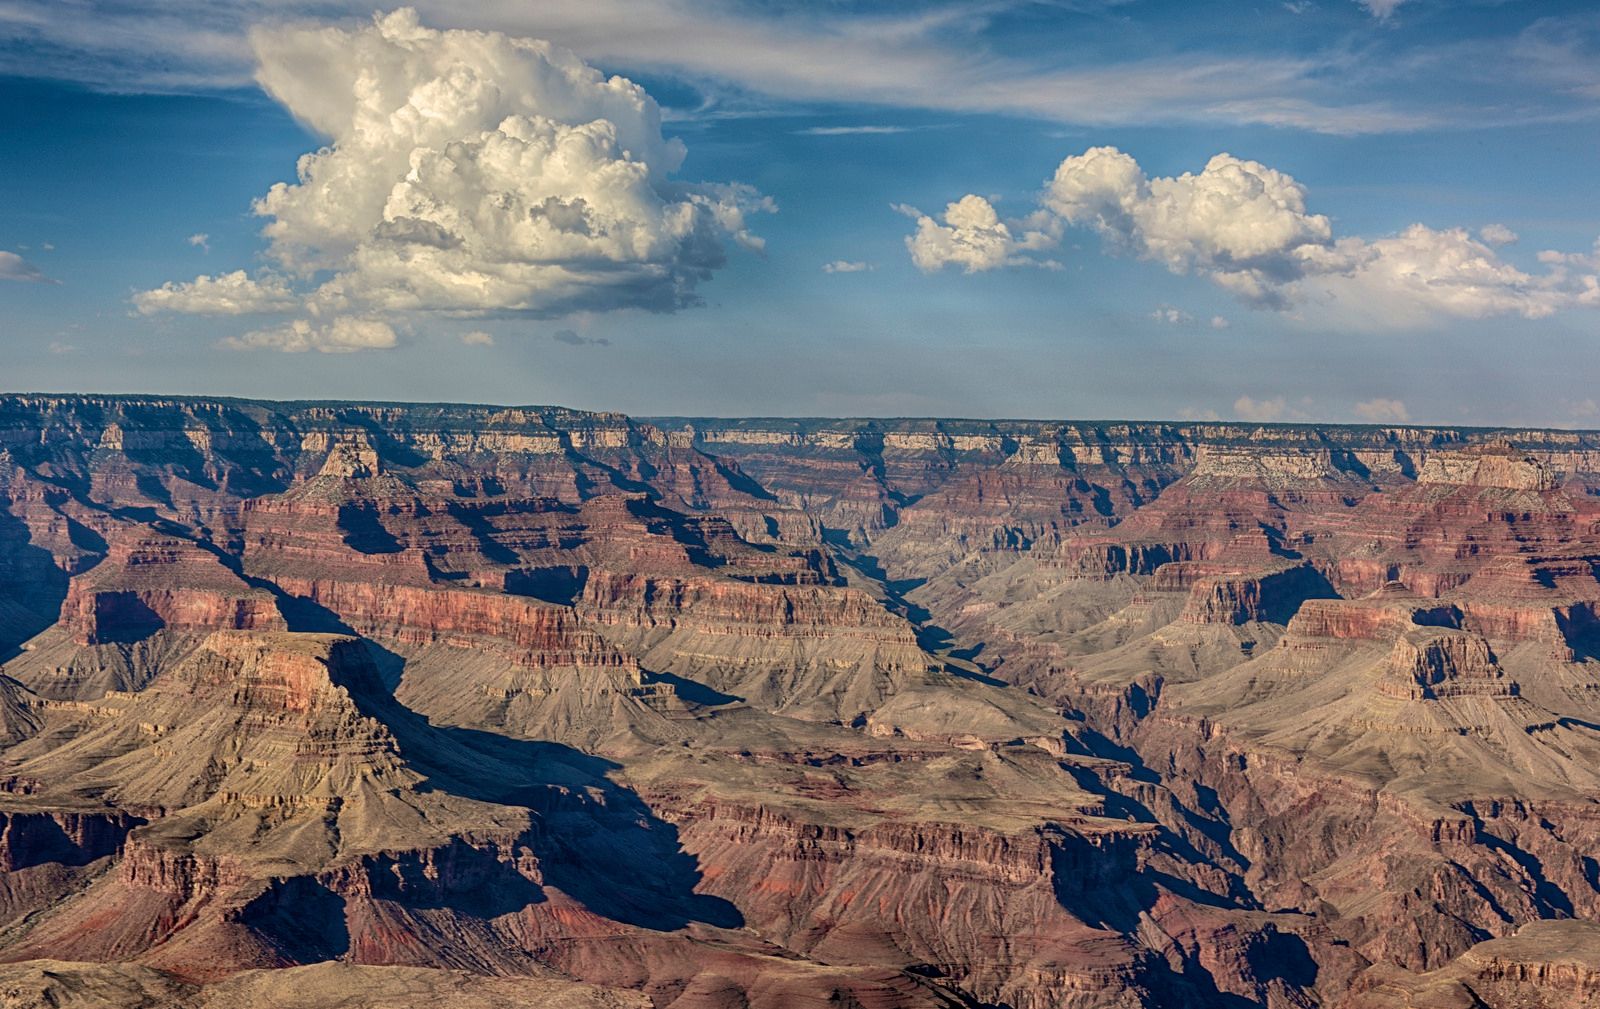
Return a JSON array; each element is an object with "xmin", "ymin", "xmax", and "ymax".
[{"xmin": 3, "ymin": 395, "xmax": 1600, "ymax": 1008}]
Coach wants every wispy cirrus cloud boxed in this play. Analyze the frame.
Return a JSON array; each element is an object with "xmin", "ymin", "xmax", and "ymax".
[
  {"xmin": 0, "ymin": 0, "xmax": 254, "ymax": 91},
  {"xmin": 1358, "ymin": 0, "xmax": 1407, "ymax": 21},
  {"xmin": 0, "ymin": 0, "xmax": 1553, "ymax": 134},
  {"xmin": 795, "ymin": 125, "xmax": 913, "ymax": 136}
]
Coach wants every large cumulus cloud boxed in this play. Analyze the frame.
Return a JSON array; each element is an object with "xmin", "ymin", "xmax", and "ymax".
[
  {"xmin": 909, "ymin": 145, "xmax": 1600, "ymax": 326},
  {"xmin": 1045, "ymin": 147, "xmax": 1338, "ymax": 308},
  {"xmin": 135, "ymin": 8, "xmax": 770, "ymax": 348}
]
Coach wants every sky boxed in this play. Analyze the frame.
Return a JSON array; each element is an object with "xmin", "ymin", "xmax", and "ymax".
[{"xmin": 1, "ymin": 0, "xmax": 1597, "ymax": 425}]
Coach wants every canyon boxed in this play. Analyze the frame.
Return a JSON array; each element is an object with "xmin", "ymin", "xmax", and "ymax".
[{"xmin": 1, "ymin": 395, "xmax": 1599, "ymax": 1007}]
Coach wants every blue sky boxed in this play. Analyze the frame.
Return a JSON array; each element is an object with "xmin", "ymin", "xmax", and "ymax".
[{"xmin": 1, "ymin": 0, "xmax": 1597, "ymax": 424}]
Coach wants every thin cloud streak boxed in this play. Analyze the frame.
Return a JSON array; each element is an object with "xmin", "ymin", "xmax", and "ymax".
[
  {"xmin": 0, "ymin": 0, "xmax": 1505, "ymax": 134},
  {"xmin": 795, "ymin": 125, "xmax": 914, "ymax": 135}
]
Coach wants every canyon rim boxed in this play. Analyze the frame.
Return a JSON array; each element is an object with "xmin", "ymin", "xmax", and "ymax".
[{"xmin": 0, "ymin": 399, "xmax": 1598, "ymax": 1006}]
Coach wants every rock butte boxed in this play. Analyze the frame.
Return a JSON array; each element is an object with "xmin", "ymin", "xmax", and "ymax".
[{"xmin": 0, "ymin": 395, "xmax": 1599, "ymax": 1007}]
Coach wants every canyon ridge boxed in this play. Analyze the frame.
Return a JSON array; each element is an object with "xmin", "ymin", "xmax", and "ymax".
[{"xmin": 1, "ymin": 394, "xmax": 1599, "ymax": 1008}]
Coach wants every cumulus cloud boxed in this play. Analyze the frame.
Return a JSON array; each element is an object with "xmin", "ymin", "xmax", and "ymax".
[
  {"xmin": 1352, "ymin": 397, "xmax": 1410, "ymax": 423},
  {"xmin": 1306, "ymin": 225, "xmax": 1592, "ymax": 324},
  {"xmin": 910, "ymin": 145, "xmax": 1600, "ymax": 326},
  {"xmin": 898, "ymin": 195, "xmax": 1057, "ymax": 274},
  {"xmin": 1151, "ymin": 307, "xmax": 1193, "ymax": 324},
  {"xmin": 1537, "ymin": 238, "xmax": 1600, "ymax": 272},
  {"xmin": 1232, "ymin": 395, "xmax": 1304, "ymax": 423},
  {"xmin": 0, "ymin": 251, "xmax": 54, "ymax": 283},
  {"xmin": 1479, "ymin": 224, "xmax": 1518, "ymax": 247},
  {"xmin": 221, "ymin": 316, "xmax": 398, "ymax": 353},
  {"xmin": 1045, "ymin": 147, "xmax": 1338, "ymax": 308},
  {"xmin": 551, "ymin": 328, "xmax": 610, "ymax": 347},
  {"xmin": 136, "ymin": 8, "xmax": 769, "ymax": 350},
  {"xmin": 822, "ymin": 260, "xmax": 874, "ymax": 273},
  {"xmin": 1210, "ymin": 315, "xmax": 1231, "ymax": 329},
  {"xmin": 188, "ymin": 232, "xmax": 210, "ymax": 251},
  {"xmin": 1233, "ymin": 396, "xmax": 1289, "ymax": 422},
  {"xmin": 135, "ymin": 270, "xmax": 297, "ymax": 314},
  {"xmin": 460, "ymin": 330, "xmax": 494, "ymax": 346}
]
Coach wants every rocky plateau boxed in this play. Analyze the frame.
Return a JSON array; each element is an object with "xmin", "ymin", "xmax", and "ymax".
[{"xmin": 2, "ymin": 395, "xmax": 1600, "ymax": 1007}]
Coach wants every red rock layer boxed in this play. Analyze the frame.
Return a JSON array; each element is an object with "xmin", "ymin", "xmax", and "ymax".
[{"xmin": 277, "ymin": 578, "xmax": 634, "ymax": 673}]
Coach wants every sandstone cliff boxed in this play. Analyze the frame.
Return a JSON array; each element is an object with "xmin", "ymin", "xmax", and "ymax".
[{"xmin": 0, "ymin": 395, "xmax": 1598, "ymax": 1008}]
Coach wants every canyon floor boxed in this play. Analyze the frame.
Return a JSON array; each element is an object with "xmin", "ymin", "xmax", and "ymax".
[{"xmin": 1, "ymin": 395, "xmax": 1599, "ymax": 1008}]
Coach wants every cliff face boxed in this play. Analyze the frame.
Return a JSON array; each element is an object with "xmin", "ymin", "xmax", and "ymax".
[
  {"xmin": 61, "ymin": 529, "xmax": 286, "ymax": 645},
  {"xmin": 1338, "ymin": 920, "xmax": 1600, "ymax": 1008},
  {"xmin": 2, "ymin": 395, "xmax": 1600, "ymax": 1008}
]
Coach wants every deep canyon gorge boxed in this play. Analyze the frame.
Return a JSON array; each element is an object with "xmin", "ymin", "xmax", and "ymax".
[{"xmin": 0, "ymin": 395, "xmax": 1598, "ymax": 1007}]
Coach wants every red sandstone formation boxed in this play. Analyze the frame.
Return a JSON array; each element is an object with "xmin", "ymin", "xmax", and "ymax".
[
  {"xmin": 1338, "ymin": 920, "xmax": 1600, "ymax": 1008},
  {"xmin": 61, "ymin": 527, "xmax": 285, "ymax": 645},
  {"xmin": 1, "ymin": 396, "xmax": 1600, "ymax": 1008}
]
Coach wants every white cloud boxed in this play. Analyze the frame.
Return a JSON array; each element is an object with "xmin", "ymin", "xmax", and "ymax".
[
  {"xmin": 1232, "ymin": 395, "xmax": 1302, "ymax": 422},
  {"xmin": 916, "ymin": 145, "xmax": 1600, "ymax": 327},
  {"xmin": 1152, "ymin": 307, "xmax": 1232, "ymax": 329},
  {"xmin": 1046, "ymin": 147, "xmax": 1336, "ymax": 308},
  {"xmin": 460, "ymin": 330, "xmax": 494, "ymax": 346},
  {"xmin": 822, "ymin": 260, "xmax": 874, "ymax": 273},
  {"xmin": 1352, "ymin": 397, "xmax": 1410, "ymax": 423},
  {"xmin": 1479, "ymin": 223, "xmax": 1518, "ymax": 247},
  {"xmin": 1304, "ymin": 224, "xmax": 1589, "ymax": 324},
  {"xmin": 797, "ymin": 126, "xmax": 911, "ymax": 136},
  {"xmin": 0, "ymin": 1, "xmax": 1437, "ymax": 136},
  {"xmin": 1358, "ymin": 0, "xmax": 1407, "ymax": 19},
  {"xmin": 0, "ymin": 250, "xmax": 54, "ymax": 283},
  {"xmin": 135, "ymin": 8, "xmax": 769, "ymax": 340},
  {"xmin": 135, "ymin": 269, "xmax": 296, "ymax": 314},
  {"xmin": 222, "ymin": 316, "xmax": 398, "ymax": 353},
  {"xmin": 899, "ymin": 195, "xmax": 1058, "ymax": 274},
  {"xmin": 187, "ymin": 232, "xmax": 210, "ymax": 251},
  {"xmin": 1537, "ymin": 238, "xmax": 1600, "ymax": 272}
]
